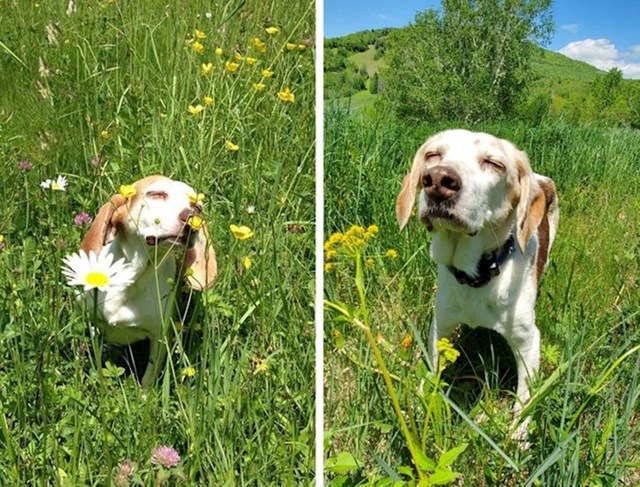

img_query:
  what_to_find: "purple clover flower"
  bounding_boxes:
[150,445,181,468]
[74,211,93,227]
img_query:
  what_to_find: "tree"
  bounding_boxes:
[382,0,554,122]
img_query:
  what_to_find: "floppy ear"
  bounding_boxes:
[396,148,426,230]
[80,195,127,254]
[184,224,217,291]
[515,152,547,254]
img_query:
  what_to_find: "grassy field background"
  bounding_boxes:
[324,107,640,485]
[0,1,314,484]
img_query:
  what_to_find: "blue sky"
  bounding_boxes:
[324,0,640,78]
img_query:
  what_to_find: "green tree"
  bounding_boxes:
[382,0,554,122]
[592,67,623,112]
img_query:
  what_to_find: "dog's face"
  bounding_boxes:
[81,175,217,290]
[122,177,204,249]
[397,129,543,252]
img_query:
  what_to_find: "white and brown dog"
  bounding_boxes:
[396,129,558,435]
[81,175,217,386]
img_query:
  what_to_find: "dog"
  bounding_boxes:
[80,175,217,386]
[396,129,558,437]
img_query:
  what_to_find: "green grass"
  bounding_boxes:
[0,1,314,484]
[349,46,386,77]
[324,107,640,485]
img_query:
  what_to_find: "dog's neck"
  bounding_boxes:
[430,217,515,278]
[105,235,177,283]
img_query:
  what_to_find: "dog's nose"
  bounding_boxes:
[178,209,192,223]
[422,166,462,203]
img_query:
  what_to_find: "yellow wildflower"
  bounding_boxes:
[242,256,252,270]
[401,333,413,349]
[376,332,384,344]
[187,104,205,115]
[230,224,254,240]
[297,44,306,51]
[286,43,297,51]
[188,192,206,206]
[437,337,460,369]
[325,249,337,260]
[187,215,204,231]
[225,61,240,73]
[252,82,266,91]
[253,358,269,374]
[193,29,207,39]
[261,69,274,78]
[225,140,240,152]
[245,57,257,65]
[324,262,333,272]
[203,95,214,105]
[214,47,223,56]
[200,62,213,75]
[182,366,196,378]
[333,329,342,339]
[234,52,245,62]
[252,38,266,52]
[385,249,399,259]
[277,87,295,103]
[365,258,374,267]
[119,184,137,198]
[192,41,204,54]
[100,130,109,139]
[265,26,279,35]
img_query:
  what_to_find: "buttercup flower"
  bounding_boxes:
[192,41,204,54]
[385,248,399,259]
[187,215,204,231]
[214,47,223,56]
[41,175,68,191]
[230,224,254,240]
[324,262,333,272]
[225,61,240,73]
[188,192,205,206]
[252,37,266,52]
[234,52,245,61]
[150,446,181,468]
[62,248,135,292]
[401,333,413,349]
[193,29,206,39]
[200,62,213,75]
[297,44,306,50]
[265,26,279,35]
[225,140,240,151]
[252,82,266,91]
[245,56,257,65]
[181,366,196,378]
[242,256,252,269]
[365,257,374,267]
[277,87,295,103]
[286,43,297,51]
[203,95,214,105]
[74,211,93,227]
[188,104,205,115]
[119,184,137,198]
[261,69,274,78]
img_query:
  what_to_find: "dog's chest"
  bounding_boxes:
[97,260,175,344]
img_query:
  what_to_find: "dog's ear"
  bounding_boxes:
[396,148,426,230]
[184,224,217,291]
[81,195,128,254]
[515,151,546,254]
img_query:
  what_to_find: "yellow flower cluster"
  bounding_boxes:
[436,337,460,370]
[323,225,400,272]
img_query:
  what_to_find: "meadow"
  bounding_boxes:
[0,0,315,485]
[324,107,640,485]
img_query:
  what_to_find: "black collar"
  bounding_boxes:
[446,234,516,288]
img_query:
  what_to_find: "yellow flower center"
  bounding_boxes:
[85,271,109,288]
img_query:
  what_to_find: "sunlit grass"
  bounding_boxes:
[324,107,640,485]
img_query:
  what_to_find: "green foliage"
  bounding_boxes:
[325,28,394,52]
[382,0,554,122]
[0,0,314,484]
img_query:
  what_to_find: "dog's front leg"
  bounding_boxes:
[141,339,166,387]
[507,322,541,442]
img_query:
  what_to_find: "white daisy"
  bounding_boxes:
[62,248,135,291]
[41,175,68,191]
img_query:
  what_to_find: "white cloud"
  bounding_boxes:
[372,13,389,20]
[561,23,579,34]
[558,38,640,79]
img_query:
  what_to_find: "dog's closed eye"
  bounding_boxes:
[146,190,168,200]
